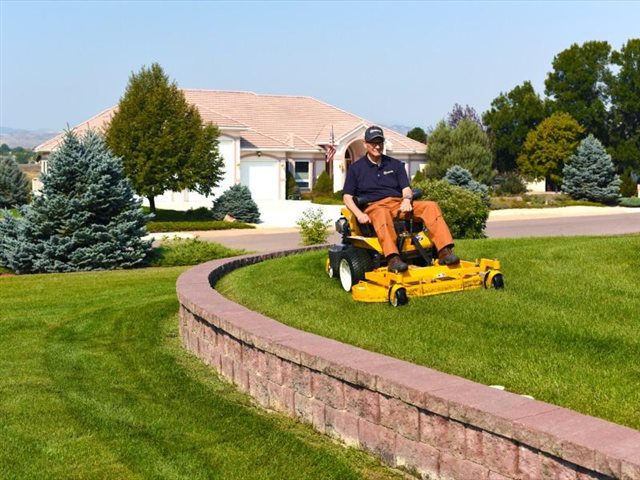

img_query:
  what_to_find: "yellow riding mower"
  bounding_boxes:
[325,194,504,306]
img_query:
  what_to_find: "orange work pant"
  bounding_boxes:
[364,197,454,257]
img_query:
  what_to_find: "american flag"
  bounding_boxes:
[326,126,335,164]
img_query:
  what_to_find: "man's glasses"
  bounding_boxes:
[367,141,384,147]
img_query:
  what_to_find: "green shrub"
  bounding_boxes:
[412,168,426,184]
[313,171,333,195]
[145,207,214,221]
[149,237,246,266]
[212,184,261,223]
[286,166,301,200]
[413,179,489,238]
[493,172,527,196]
[310,196,343,205]
[619,169,638,198]
[147,220,255,232]
[619,197,640,207]
[296,208,331,245]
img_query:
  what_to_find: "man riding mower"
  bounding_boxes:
[325,125,503,306]
[326,191,504,306]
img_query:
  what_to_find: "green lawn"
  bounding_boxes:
[217,235,640,430]
[0,268,402,480]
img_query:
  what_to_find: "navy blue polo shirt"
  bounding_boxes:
[343,154,410,202]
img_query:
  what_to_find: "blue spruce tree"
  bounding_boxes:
[212,184,261,223]
[0,130,152,273]
[561,134,621,204]
[0,156,30,208]
[444,165,490,206]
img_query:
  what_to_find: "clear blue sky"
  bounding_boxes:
[1,0,638,132]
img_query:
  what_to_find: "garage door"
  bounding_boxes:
[240,160,280,200]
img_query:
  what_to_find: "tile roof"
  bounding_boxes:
[36,90,426,154]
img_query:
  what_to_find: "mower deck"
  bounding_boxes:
[351,258,503,304]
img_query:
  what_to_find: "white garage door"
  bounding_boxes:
[240,160,280,200]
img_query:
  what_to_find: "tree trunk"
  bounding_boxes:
[148,196,156,214]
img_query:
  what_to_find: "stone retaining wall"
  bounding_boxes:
[176,248,640,480]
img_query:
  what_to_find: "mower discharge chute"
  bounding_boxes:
[326,195,504,306]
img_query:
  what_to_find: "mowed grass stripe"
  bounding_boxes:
[0,268,402,480]
[217,235,640,429]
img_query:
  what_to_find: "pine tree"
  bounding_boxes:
[0,130,152,273]
[211,184,261,223]
[561,134,621,204]
[425,119,493,184]
[0,156,30,208]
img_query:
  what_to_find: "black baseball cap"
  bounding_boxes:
[364,126,385,142]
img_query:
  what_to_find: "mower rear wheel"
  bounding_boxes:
[338,248,373,292]
[389,286,409,307]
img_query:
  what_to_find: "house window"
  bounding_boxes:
[294,161,309,189]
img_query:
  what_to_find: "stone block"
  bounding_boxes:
[220,355,234,381]
[248,373,269,408]
[290,363,312,397]
[233,361,249,392]
[265,353,284,385]
[312,372,345,409]
[395,434,439,478]
[420,411,449,449]
[358,419,396,466]
[465,425,485,465]
[518,444,542,480]
[344,382,380,423]
[482,430,518,477]
[325,405,359,447]
[447,419,467,458]
[267,381,294,416]
[439,452,489,480]
[540,454,579,480]
[379,394,419,441]
[293,392,325,432]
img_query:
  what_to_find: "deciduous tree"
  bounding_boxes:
[609,38,640,172]
[517,112,584,188]
[105,63,224,213]
[406,127,427,144]
[447,104,483,129]
[545,41,612,143]
[482,81,547,172]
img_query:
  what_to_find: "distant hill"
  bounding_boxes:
[381,124,417,136]
[0,127,60,149]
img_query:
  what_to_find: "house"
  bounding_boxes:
[35,90,427,209]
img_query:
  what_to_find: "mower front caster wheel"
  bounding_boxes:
[389,286,409,307]
[484,271,505,290]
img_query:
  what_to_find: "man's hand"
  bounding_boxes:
[357,212,372,224]
[400,197,413,213]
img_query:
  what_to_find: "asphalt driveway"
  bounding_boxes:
[154,206,640,253]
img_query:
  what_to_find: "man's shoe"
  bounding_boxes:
[387,254,408,273]
[438,247,460,266]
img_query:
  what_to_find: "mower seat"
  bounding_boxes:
[351,189,425,238]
